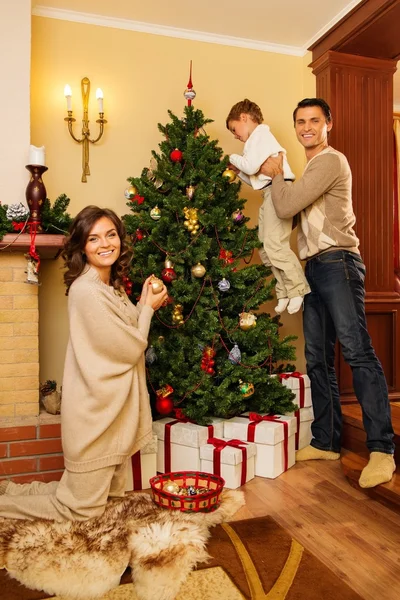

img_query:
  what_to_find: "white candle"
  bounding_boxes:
[96,88,104,113]
[64,84,72,111]
[28,145,46,166]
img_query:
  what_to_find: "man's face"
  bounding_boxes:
[294,106,332,151]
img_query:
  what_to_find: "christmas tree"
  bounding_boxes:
[123,75,297,425]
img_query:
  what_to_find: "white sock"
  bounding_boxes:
[287,296,304,314]
[275,298,289,314]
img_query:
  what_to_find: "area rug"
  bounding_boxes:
[1,514,363,600]
[0,489,244,600]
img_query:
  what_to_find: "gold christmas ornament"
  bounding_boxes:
[186,185,195,200]
[150,276,164,294]
[124,185,138,199]
[222,168,237,183]
[183,206,200,235]
[158,336,165,343]
[172,303,184,325]
[163,480,180,494]
[191,263,206,278]
[239,312,257,331]
[146,157,163,189]
[238,379,255,398]
[150,206,161,220]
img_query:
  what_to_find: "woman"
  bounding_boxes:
[0,206,167,521]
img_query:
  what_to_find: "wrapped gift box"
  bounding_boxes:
[153,417,225,473]
[290,406,314,451]
[126,433,157,491]
[278,372,312,409]
[223,414,296,479]
[200,438,256,489]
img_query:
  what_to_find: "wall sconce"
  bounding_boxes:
[64,77,107,183]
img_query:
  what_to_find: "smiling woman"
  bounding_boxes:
[0,206,168,522]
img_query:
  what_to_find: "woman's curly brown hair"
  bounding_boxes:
[62,205,132,295]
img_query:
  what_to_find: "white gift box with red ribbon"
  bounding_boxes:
[278,372,312,409]
[126,433,157,491]
[152,417,225,473]
[200,437,256,489]
[223,413,296,479]
[287,406,314,451]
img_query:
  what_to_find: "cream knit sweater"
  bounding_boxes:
[271,147,359,259]
[61,267,154,473]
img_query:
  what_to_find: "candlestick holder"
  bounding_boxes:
[25,164,48,230]
[64,77,107,183]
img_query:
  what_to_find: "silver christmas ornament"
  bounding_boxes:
[218,278,231,292]
[228,343,241,365]
[145,346,157,365]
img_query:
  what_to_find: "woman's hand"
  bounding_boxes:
[259,152,284,178]
[145,282,168,311]
[139,275,153,305]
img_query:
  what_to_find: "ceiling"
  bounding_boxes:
[32,0,400,107]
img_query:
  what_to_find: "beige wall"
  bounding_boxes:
[32,16,316,384]
[0,0,31,206]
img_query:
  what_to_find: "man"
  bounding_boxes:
[260,98,395,488]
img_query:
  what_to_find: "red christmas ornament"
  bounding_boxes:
[122,275,133,296]
[201,346,216,376]
[170,148,183,162]
[132,194,144,205]
[135,229,144,241]
[155,395,174,416]
[161,267,177,283]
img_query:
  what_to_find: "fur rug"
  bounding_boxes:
[0,490,244,600]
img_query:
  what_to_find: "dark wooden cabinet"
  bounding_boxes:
[309,1,400,402]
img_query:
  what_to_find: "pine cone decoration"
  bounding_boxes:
[6,202,29,222]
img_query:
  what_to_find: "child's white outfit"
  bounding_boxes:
[229,124,310,304]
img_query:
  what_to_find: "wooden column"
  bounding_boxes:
[310,50,400,400]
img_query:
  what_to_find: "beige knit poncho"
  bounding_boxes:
[61,267,154,473]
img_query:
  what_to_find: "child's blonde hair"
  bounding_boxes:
[226,99,263,129]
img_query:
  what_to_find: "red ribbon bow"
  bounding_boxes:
[207,438,248,486]
[279,372,305,406]
[246,413,289,472]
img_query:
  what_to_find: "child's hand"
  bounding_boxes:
[227,163,240,174]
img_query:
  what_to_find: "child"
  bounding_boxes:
[226,99,310,314]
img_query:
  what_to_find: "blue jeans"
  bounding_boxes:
[304,250,394,454]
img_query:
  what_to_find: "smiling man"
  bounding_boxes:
[260,98,395,489]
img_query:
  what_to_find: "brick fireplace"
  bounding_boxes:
[0,234,65,484]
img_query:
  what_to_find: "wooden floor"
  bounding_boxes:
[230,460,400,600]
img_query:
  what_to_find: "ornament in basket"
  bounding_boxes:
[150,471,225,513]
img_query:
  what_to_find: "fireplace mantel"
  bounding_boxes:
[0,234,65,259]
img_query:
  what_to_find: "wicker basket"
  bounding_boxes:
[150,471,225,513]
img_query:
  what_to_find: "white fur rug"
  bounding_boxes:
[0,490,244,600]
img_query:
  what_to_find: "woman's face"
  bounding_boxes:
[84,216,121,278]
